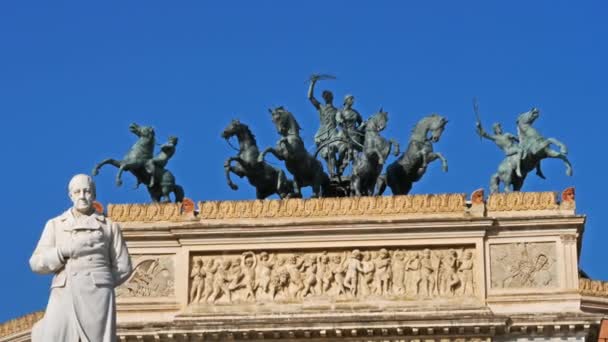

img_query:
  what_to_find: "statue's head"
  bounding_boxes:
[244,256,254,267]
[322,90,334,104]
[464,250,473,260]
[343,95,355,107]
[260,251,269,261]
[492,123,503,135]
[352,249,362,259]
[68,174,96,215]
[423,248,431,258]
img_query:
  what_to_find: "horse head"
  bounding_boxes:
[516,107,540,128]
[411,114,448,143]
[270,106,301,137]
[129,122,155,140]
[367,108,388,132]
[221,119,243,140]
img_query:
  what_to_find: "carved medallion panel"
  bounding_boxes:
[489,242,558,289]
[189,247,477,305]
[117,255,175,298]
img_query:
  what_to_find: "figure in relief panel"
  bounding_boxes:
[458,250,475,295]
[301,255,318,298]
[240,252,257,301]
[360,252,375,297]
[438,249,461,296]
[208,259,233,303]
[190,258,205,303]
[255,252,274,295]
[405,252,421,297]
[330,253,347,296]
[418,249,437,297]
[373,248,392,296]
[343,250,365,297]
[316,253,333,295]
[391,250,407,295]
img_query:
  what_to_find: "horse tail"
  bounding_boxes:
[173,185,185,203]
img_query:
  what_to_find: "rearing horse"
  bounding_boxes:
[258,107,329,198]
[222,119,295,199]
[92,123,155,187]
[491,108,572,193]
[380,114,449,195]
[351,109,400,196]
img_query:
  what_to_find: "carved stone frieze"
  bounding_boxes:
[490,242,557,289]
[0,311,43,338]
[487,192,559,212]
[189,247,477,305]
[117,256,175,298]
[108,203,184,222]
[198,194,466,220]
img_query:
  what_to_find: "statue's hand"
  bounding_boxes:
[257,154,265,163]
[229,182,239,190]
[116,179,123,187]
[442,162,449,172]
[91,168,99,176]
[58,243,73,259]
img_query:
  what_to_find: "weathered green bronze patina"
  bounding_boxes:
[379,114,449,195]
[92,123,184,202]
[478,107,572,193]
[222,119,296,199]
[351,109,399,196]
[258,107,330,198]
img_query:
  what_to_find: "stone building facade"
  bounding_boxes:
[2,189,607,341]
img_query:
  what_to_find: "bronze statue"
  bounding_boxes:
[221,119,296,199]
[92,123,184,202]
[481,107,572,193]
[379,114,448,195]
[258,107,329,198]
[351,109,399,196]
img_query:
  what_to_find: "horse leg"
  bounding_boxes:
[545,149,573,176]
[92,159,121,176]
[225,157,246,190]
[546,138,568,154]
[116,162,136,187]
[258,147,283,163]
[427,152,448,172]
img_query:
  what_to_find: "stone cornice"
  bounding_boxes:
[0,311,43,339]
[106,190,577,224]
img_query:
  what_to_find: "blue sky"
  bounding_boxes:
[0,1,606,321]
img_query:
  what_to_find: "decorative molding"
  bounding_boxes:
[108,203,184,222]
[0,311,43,338]
[189,246,477,305]
[117,256,175,298]
[198,194,466,220]
[487,192,559,212]
[580,278,608,298]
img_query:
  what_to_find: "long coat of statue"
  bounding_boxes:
[29,209,133,342]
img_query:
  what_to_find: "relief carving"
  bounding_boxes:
[117,256,175,298]
[189,247,477,305]
[490,242,557,289]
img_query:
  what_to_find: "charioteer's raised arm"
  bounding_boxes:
[308,76,321,109]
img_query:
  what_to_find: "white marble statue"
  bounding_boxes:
[29,174,133,342]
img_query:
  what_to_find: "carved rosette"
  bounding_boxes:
[117,255,175,298]
[197,194,466,220]
[188,246,477,306]
[489,242,558,289]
